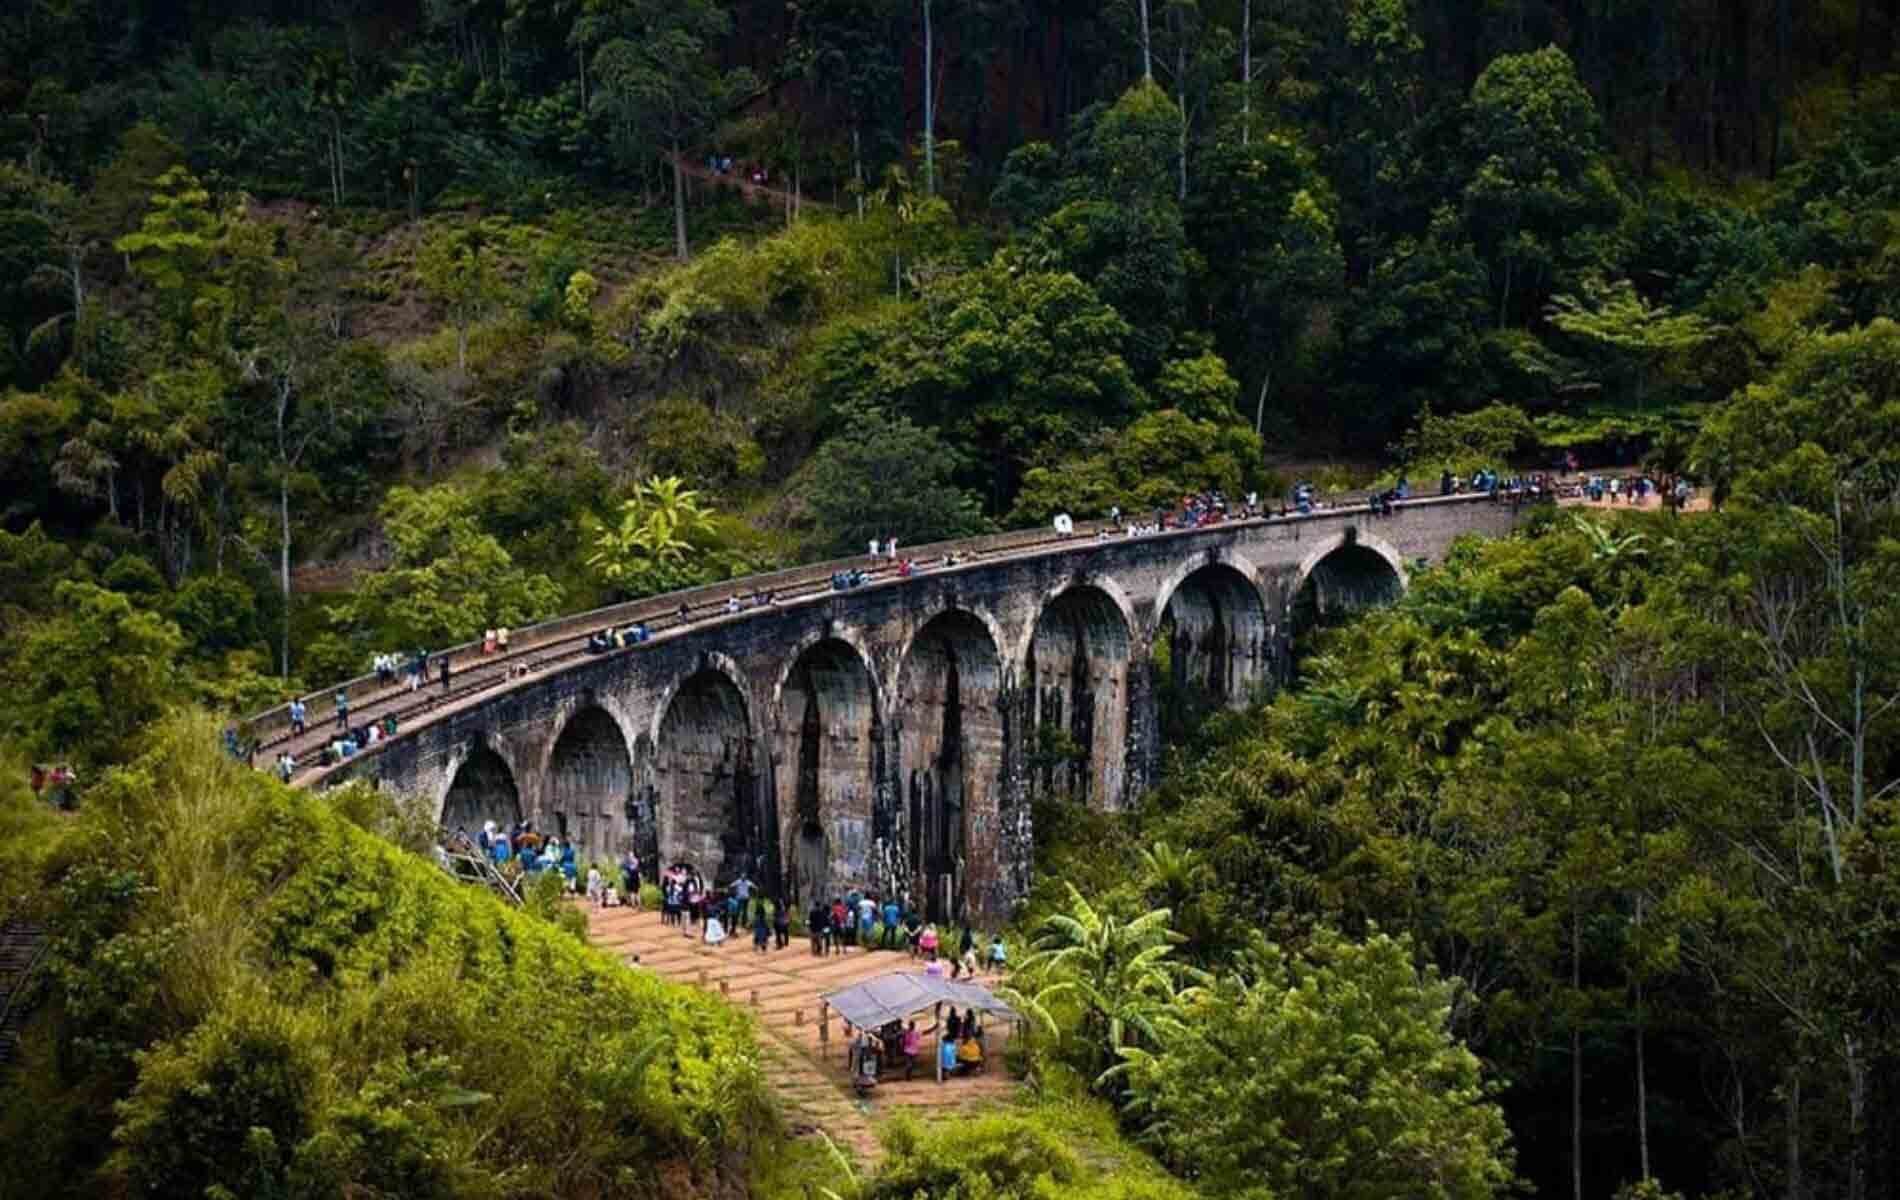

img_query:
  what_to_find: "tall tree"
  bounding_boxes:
[589,0,759,260]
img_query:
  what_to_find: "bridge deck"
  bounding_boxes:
[267,491,1525,790]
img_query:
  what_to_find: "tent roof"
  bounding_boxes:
[820,971,1017,1030]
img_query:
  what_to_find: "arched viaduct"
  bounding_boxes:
[283,495,1527,921]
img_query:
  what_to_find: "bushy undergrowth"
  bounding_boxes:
[0,713,774,1200]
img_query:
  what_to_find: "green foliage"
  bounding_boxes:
[1115,929,1515,1200]
[1011,408,1264,525]
[803,409,987,556]
[1005,883,1198,1087]
[1547,275,1716,409]
[806,263,1140,512]
[1392,403,1536,478]
[866,1112,1084,1199]
[111,998,324,1199]
[587,474,752,600]
[1,580,184,765]
[333,485,562,651]
[0,714,775,1199]
[1460,47,1624,327]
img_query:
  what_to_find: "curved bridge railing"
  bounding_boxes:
[253,489,1531,787]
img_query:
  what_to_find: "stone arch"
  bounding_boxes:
[654,663,764,888]
[1156,556,1275,714]
[773,636,882,909]
[894,608,1007,922]
[1023,580,1137,809]
[1290,528,1408,636]
[1293,528,1410,595]
[438,739,521,834]
[544,701,636,865]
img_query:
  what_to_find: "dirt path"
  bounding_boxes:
[585,905,1017,1165]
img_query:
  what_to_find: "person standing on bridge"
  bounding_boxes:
[497,626,509,652]
[333,688,349,731]
[289,697,306,735]
[439,655,451,693]
[773,899,790,949]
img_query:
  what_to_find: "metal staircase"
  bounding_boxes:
[0,919,47,1068]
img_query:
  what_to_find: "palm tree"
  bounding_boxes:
[586,475,725,597]
[1002,883,1204,1089]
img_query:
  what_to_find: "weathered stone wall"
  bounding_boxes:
[325,495,1526,920]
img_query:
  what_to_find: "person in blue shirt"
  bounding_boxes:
[559,840,577,882]
[938,1034,959,1080]
[882,899,902,949]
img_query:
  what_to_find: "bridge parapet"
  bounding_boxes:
[276,491,1533,920]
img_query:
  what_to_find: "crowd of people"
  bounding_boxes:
[849,1004,990,1093]
[470,819,582,886]
[1576,472,1695,509]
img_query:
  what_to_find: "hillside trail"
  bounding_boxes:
[673,155,825,215]
[584,904,1018,1166]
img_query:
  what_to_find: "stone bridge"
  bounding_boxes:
[291,495,1528,920]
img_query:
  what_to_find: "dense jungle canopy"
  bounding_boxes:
[3,1,1900,1198]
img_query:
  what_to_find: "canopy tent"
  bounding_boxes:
[819,971,1018,1085]
[820,971,1016,1030]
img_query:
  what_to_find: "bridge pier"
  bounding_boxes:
[313,498,1525,923]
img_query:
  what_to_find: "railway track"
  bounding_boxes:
[255,489,1528,788]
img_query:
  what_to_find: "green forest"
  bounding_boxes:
[3,0,1900,1197]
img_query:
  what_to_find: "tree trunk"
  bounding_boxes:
[280,473,292,677]
[672,144,689,261]
[456,322,469,373]
[853,124,865,219]
[1139,0,1153,79]
[1635,973,1650,1180]
[68,242,84,314]
[1786,1069,1802,1200]
[923,0,936,196]
[1241,0,1252,146]
[1175,8,1188,202]
[1846,1033,1866,1200]
[1572,911,1584,1200]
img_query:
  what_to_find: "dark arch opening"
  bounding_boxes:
[1290,540,1404,648]
[898,611,1004,922]
[1158,562,1273,739]
[777,639,879,910]
[657,670,762,890]
[441,744,519,834]
[1026,586,1133,808]
[547,707,632,866]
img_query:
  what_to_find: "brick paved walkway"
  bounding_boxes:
[585,905,1019,1163]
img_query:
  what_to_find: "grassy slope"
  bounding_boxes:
[0,714,777,1199]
